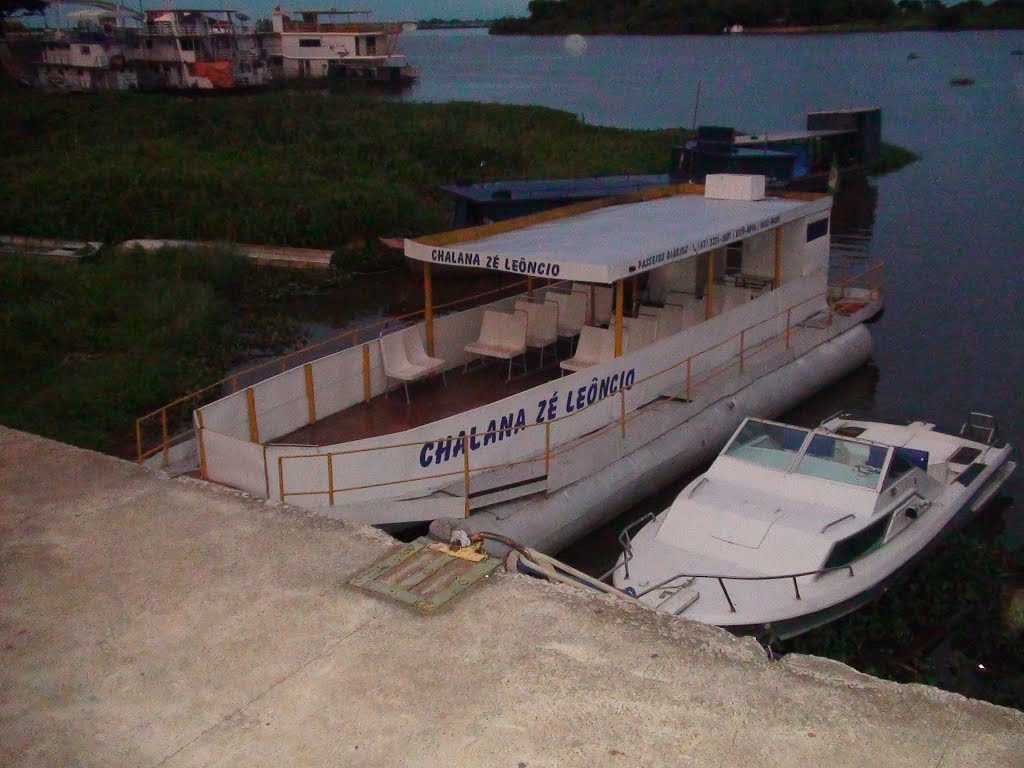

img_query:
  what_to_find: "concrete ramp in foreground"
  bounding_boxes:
[1,426,1020,768]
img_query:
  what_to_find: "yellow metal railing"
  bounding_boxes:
[135,277,540,464]
[274,263,883,508]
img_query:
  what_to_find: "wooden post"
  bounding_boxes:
[327,453,335,506]
[230,375,238,393]
[704,250,715,320]
[423,262,435,357]
[197,410,208,480]
[246,388,260,443]
[304,363,316,425]
[614,280,624,357]
[527,276,534,297]
[774,228,782,288]
[278,456,285,502]
[462,434,471,518]
[362,344,371,403]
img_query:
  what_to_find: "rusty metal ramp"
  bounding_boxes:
[348,537,501,611]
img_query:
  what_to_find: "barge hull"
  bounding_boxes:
[430,324,873,554]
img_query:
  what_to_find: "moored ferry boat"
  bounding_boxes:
[140,174,884,552]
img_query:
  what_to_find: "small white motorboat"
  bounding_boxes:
[611,412,1016,640]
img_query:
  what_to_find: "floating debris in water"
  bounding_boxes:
[907,52,920,60]
[950,76,976,86]
[1012,49,1023,56]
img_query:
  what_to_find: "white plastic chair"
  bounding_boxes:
[560,326,625,374]
[403,328,447,388]
[546,292,586,348]
[573,282,614,325]
[623,316,657,350]
[515,298,559,368]
[464,309,528,382]
[656,305,686,338]
[379,330,429,404]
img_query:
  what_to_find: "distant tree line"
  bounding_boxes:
[490,0,1024,34]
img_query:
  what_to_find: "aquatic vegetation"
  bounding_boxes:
[0,245,346,454]
[0,90,690,268]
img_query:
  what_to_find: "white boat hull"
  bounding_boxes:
[613,414,1016,640]
[432,323,874,553]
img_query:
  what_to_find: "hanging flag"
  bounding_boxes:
[827,156,840,194]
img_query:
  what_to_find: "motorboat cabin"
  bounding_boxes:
[611,414,1016,639]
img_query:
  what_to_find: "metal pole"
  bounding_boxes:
[304,363,316,424]
[327,454,335,505]
[774,228,782,288]
[614,280,624,357]
[462,434,471,517]
[423,262,435,357]
[197,410,208,480]
[246,388,260,443]
[544,421,551,476]
[704,250,715,320]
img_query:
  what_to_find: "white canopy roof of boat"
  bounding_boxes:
[404,187,830,284]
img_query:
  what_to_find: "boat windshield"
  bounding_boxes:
[723,420,809,470]
[794,434,889,489]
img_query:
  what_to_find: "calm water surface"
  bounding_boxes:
[306,30,1024,697]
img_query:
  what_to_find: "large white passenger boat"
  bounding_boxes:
[611,413,1016,640]
[141,175,883,551]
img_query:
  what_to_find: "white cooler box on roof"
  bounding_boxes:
[705,174,766,202]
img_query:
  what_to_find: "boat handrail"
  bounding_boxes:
[635,564,856,614]
[819,513,855,534]
[134,276,543,463]
[268,262,885,507]
[599,512,656,582]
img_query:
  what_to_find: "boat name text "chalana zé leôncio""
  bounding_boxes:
[430,248,561,277]
[418,368,636,468]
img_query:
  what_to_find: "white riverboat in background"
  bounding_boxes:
[611,412,1016,640]
[141,174,884,553]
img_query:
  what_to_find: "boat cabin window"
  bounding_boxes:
[881,450,917,491]
[723,420,809,470]
[794,435,888,489]
[823,512,892,569]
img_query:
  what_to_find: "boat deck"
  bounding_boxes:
[272,354,566,447]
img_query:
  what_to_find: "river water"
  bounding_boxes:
[336,29,1024,700]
